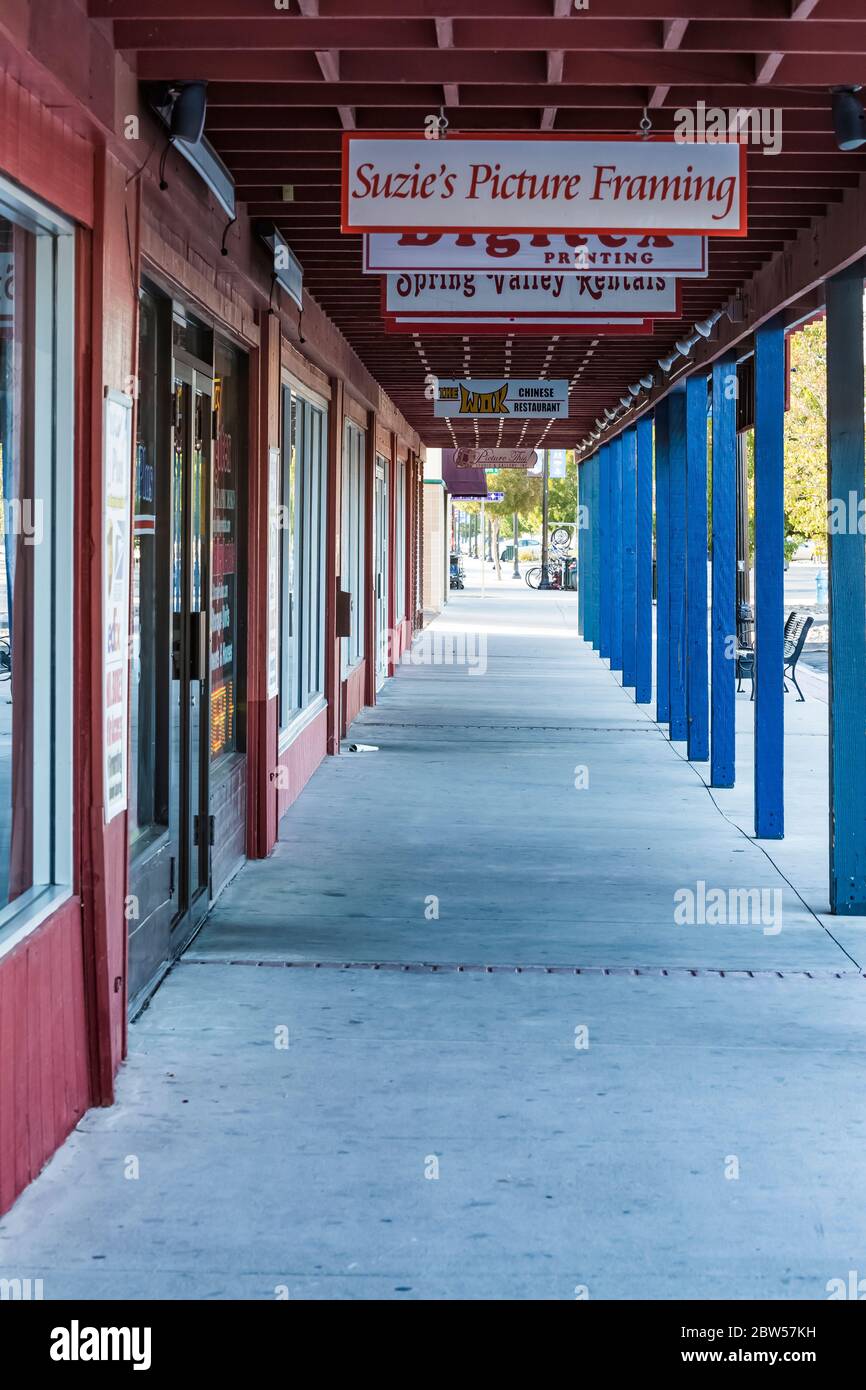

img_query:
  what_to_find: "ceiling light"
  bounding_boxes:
[620,396,632,410]
[640,374,655,390]
[832,87,866,151]
[658,353,679,374]
[628,382,642,397]
[695,311,723,338]
[675,334,700,357]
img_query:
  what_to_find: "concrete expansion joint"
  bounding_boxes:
[178,958,866,981]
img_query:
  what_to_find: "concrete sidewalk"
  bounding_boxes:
[2,583,865,1300]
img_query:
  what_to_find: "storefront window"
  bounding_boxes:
[280,384,328,729]
[130,289,169,846]
[341,422,366,676]
[211,339,247,764]
[0,181,74,937]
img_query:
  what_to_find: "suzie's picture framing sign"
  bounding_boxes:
[343,132,747,236]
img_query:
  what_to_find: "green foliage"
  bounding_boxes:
[784,319,828,560]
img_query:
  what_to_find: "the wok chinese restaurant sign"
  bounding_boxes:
[435,379,568,419]
[342,133,746,236]
[364,232,707,276]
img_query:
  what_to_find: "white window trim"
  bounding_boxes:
[0,176,75,956]
[278,692,327,756]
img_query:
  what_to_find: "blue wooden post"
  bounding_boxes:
[577,461,586,637]
[598,443,611,659]
[635,415,654,704]
[754,317,785,839]
[711,353,737,787]
[668,385,688,740]
[586,453,597,649]
[609,435,623,672]
[826,264,866,910]
[655,398,671,724]
[685,374,709,761]
[621,427,637,689]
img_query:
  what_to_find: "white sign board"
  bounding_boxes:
[343,133,746,235]
[103,390,133,824]
[364,232,707,277]
[548,449,568,478]
[435,379,568,419]
[385,272,680,318]
[267,447,280,699]
[386,314,654,336]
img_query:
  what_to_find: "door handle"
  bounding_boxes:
[189,610,208,681]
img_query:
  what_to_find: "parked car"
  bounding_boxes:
[499,535,541,562]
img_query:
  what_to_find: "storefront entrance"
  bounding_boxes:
[128,290,247,1008]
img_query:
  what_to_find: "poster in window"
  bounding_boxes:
[103,389,134,823]
[267,446,280,699]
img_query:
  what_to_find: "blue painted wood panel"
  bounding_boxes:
[635,415,654,704]
[710,354,737,788]
[668,385,688,741]
[598,443,611,659]
[655,399,671,725]
[685,374,709,761]
[754,318,785,839]
[621,428,637,689]
[609,435,624,672]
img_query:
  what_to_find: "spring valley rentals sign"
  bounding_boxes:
[342,133,746,236]
[435,379,568,419]
[384,272,680,319]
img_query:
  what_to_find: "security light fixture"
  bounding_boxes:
[147,81,236,219]
[628,382,642,397]
[675,333,700,357]
[832,87,866,151]
[695,311,723,338]
[604,407,617,421]
[658,353,679,374]
[640,374,655,391]
[620,396,632,410]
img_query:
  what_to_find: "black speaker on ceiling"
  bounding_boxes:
[169,81,208,146]
[831,88,866,152]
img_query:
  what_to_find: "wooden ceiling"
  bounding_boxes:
[90,0,866,448]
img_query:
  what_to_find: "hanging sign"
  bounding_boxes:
[434,378,568,419]
[103,389,134,824]
[342,133,746,235]
[384,272,680,318]
[454,448,538,470]
[364,232,707,277]
[386,315,655,336]
[548,449,568,478]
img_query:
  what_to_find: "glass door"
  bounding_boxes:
[375,457,389,690]
[170,363,212,940]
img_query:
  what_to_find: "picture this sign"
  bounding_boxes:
[103,390,134,824]
[435,378,568,419]
[342,133,747,236]
[454,447,538,470]
[364,232,708,277]
[385,271,680,319]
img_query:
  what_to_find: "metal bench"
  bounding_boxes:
[736,605,813,701]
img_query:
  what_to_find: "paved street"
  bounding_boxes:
[2,583,864,1300]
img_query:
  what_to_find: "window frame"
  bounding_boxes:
[0,175,75,962]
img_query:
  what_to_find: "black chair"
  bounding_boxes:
[783,611,813,702]
[735,602,755,694]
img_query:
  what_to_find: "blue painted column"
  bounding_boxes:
[621,427,637,689]
[826,263,866,911]
[655,398,671,724]
[668,385,688,741]
[609,434,624,672]
[711,353,737,787]
[577,461,586,637]
[635,415,654,704]
[590,452,601,650]
[598,443,611,659]
[754,317,785,839]
[685,374,709,761]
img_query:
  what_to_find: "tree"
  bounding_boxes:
[784,319,828,560]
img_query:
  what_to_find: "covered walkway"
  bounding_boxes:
[3,584,865,1300]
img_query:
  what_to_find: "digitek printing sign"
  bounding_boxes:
[364,232,707,276]
[342,133,746,235]
[435,379,568,419]
[384,272,681,319]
